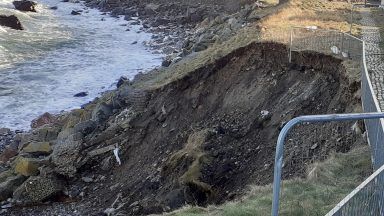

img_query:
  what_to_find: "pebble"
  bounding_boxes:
[81,177,93,183]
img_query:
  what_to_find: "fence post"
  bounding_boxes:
[350,5,355,34]
[289,29,293,63]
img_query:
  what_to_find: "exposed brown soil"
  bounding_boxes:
[4,42,362,216]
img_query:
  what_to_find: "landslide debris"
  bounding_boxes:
[0,42,362,215]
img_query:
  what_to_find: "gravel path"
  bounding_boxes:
[360,9,384,110]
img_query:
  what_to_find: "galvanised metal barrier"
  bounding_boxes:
[272,113,384,216]
[271,27,384,215]
[325,162,384,216]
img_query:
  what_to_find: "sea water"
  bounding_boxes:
[0,0,163,130]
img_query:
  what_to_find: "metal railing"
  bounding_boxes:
[271,27,384,215]
[325,162,384,216]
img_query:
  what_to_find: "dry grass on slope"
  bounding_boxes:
[260,0,361,40]
[134,0,361,91]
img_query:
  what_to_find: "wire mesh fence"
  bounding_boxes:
[271,27,384,215]
[326,163,384,216]
[290,27,363,61]
[278,120,362,214]
[282,121,360,180]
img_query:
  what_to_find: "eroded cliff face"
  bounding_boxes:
[1,42,362,215]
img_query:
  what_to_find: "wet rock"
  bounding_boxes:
[71,10,82,15]
[0,148,18,163]
[144,3,160,15]
[13,176,64,203]
[74,120,96,135]
[13,1,37,12]
[152,17,170,27]
[0,128,10,136]
[74,91,88,97]
[0,175,26,201]
[162,59,172,67]
[0,169,14,183]
[52,129,83,177]
[31,112,58,128]
[131,20,140,25]
[22,142,52,155]
[171,57,182,64]
[0,15,24,30]
[92,103,113,123]
[186,7,205,23]
[192,42,208,52]
[117,76,129,88]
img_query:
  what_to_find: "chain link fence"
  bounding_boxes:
[271,27,384,215]
[289,27,384,170]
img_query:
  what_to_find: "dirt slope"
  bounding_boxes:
[4,42,361,216]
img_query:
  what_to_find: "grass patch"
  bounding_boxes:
[134,0,361,91]
[158,145,372,216]
[260,0,362,40]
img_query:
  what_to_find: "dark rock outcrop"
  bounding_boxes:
[0,15,23,30]
[74,91,88,97]
[13,176,64,204]
[71,10,82,15]
[0,174,26,201]
[31,112,58,128]
[13,0,37,12]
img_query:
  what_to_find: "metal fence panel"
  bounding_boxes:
[271,27,384,215]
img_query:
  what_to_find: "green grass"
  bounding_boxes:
[159,145,372,216]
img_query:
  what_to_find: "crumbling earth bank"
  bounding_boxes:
[2,42,361,215]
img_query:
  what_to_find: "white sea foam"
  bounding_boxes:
[0,0,163,130]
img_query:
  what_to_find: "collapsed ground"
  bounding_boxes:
[0,42,363,216]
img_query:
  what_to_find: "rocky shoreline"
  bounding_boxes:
[84,0,270,66]
[0,40,363,215]
[0,0,276,71]
[1,1,363,216]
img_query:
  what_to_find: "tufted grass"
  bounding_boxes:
[156,145,372,216]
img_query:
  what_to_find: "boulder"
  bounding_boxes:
[22,142,52,155]
[13,157,41,176]
[51,129,83,177]
[0,15,24,30]
[71,10,81,15]
[13,176,64,203]
[0,147,18,163]
[91,103,113,123]
[144,3,160,15]
[73,120,96,135]
[0,169,14,183]
[0,175,26,201]
[116,76,128,88]
[0,128,10,136]
[74,91,88,97]
[13,1,37,12]
[31,112,57,128]
[35,126,61,141]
